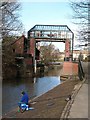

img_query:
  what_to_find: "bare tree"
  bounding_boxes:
[1,1,23,79]
[70,0,89,43]
[40,42,61,65]
[0,0,23,39]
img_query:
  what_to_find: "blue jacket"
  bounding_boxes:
[20,93,29,104]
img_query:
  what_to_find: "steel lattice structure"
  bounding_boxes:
[28,24,74,42]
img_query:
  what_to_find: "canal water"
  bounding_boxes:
[2,65,62,115]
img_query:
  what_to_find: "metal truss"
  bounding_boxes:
[28,24,74,42]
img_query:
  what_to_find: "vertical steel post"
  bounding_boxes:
[33,40,37,74]
[72,33,74,61]
[33,29,37,74]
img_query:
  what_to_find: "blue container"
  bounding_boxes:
[21,104,28,110]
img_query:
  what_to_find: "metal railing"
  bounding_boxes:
[78,59,85,80]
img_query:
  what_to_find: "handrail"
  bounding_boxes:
[78,59,85,80]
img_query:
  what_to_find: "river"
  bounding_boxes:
[2,65,63,115]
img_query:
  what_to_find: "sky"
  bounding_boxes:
[20,1,79,51]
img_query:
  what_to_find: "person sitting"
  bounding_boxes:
[18,91,30,111]
[20,91,29,104]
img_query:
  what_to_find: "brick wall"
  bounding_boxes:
[14,36,24,54]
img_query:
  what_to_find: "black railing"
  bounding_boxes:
[78,59,85,80]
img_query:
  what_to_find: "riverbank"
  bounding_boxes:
[2,77,80,119]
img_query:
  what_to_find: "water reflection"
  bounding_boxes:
[34,76,60,97]
[33,77,37,84]
[2,66,62,115]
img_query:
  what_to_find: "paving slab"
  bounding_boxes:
[68,84,88,118]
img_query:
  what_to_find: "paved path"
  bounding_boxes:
[68,83,88,118]
[60,61,89,119]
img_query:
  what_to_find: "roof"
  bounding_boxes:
[2,35,26,47]
[28,24,73,33]
[11,35,26,45]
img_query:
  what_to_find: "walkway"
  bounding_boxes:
[68,62,89,118]
[68,83,88,118]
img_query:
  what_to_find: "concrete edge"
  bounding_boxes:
[60,78,85,119]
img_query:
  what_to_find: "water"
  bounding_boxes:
[2,66,62,115]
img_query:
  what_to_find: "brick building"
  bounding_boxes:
[11,35,40,66]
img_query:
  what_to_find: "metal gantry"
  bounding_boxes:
[28,24,73,42]
[28,25,74,74]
